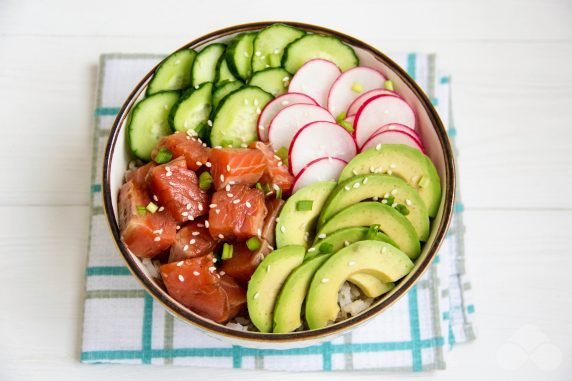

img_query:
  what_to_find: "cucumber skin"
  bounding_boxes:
[191,44,226,88]
[225,32,257,81]
[127,90,180,161]
[168,82,213,140]
[281,34,359,74]
[146,49,197,96]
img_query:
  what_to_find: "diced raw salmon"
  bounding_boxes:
[118,180,177,258]
[152,132,210,171]
[169,222,218,263]
[160,254,245,322]
[147,157,208,223]
[208,184,267,240]
[209,148,266,190]
[250,141,294,193]
[221,243,266,286]
[125,162,155,188]
[261,198,284,247]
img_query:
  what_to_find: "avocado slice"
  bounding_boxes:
[338,145,441,217]
[319,174,430,241]
[305,226,397,261]
[305,240,414,329]
[273,254,330,333]
[347,273,395,298]
[317,202,421,259]
[247,245,305,333]
[275,181,336,248]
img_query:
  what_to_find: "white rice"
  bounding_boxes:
[141,258,160,279]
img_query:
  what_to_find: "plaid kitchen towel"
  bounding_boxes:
[81,52,475,371]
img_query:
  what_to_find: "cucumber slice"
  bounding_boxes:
[225,32,256,81]
[147,49,196,95]
[212,80,243,109]
[252,24,305,73]
[169,82,213,139]
[282,34,358,73]
[127,91,180,161]
[216,58,238,85]
[248,67,291,97]
[191,44,226,87]
[210,86,273,147]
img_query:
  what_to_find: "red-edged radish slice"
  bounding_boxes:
[288,121,357,175]
[268,104,335,150]
[326,67,386,117]
[288,59,341,107]
[372,123,424,148]
[361,130,424,153]
[354,95,416,148]
[292,157,347,192]
[257,92,317,141]
[347,88,398,116]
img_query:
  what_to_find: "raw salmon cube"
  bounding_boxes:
[151,132,210,171]
[250,141,294,193]
[169,222,218,263]
[209,148,266,190]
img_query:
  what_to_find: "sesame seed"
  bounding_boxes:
[318,233,326,239]
[344,185,351,191]
[348,261,356,266]
[178,274,185,282]
[169,181,176,186]
[308,247,316,252]
[376,144,382,150]
[266,265,271,272]
[275,217,280,222]
[209,266,216,272]
[227,193,234,198]
[280,225,286,233]
[243,52,249,58]
[177,261,184,267]
[192,231,200,236]
[218,234,224,239]
[153,228,163,234]
[272,184,280,191]
[205,162,212,168]
[158,206,165,212]
[195,85,199,89]
[186,203,191,210]
[372,196,379,201]
[165,171,172,177]
[344,240,350,247]
[153,195,158,202]
[154,236,161,242]
[254,98,259,106]
[390,163,397,169]
[198,204,203,211]
[321,278,329,283]
[228,181,236,185]
[212,258,217,263]
[220,271,226,276]
[274,48,280,54]
[193,271,200,276]
[225,164,231,172]
[384,193,390,198]
[363,177,368,184]
[281,100,289,106]
[232,199,240,204]
[260,55,266,60]
[392,203,398,207]
[387,170,393,175]
[220,174,225,182]
[256,107,261,115]
[196,161,202,167]
[215,209,220,214]
[188,216,194,221]
[176,225,181,230]
[259,124,265,130]
[190,239,196,244]
[243,99,249,105]
[183,245,189,251]
[197,223,204,228]
[406,199,412,206]
[245,201,251,208]
[255,51,261,56]
[391,189,398,195]
[353,182,361,189]
[273,154,281,161]
[225,184,231,192]
[411,175,419,183]
[282,76,289,82]
[382,200,388,204]
[207,120,213,127]
[352,169,358,175]
[204,220,210,228]
[181,211,189,217]
[254,292,260,299]
[257,228,262,237]
[214,146,222,149]
[210,204,217,208]
[382,247,387,254]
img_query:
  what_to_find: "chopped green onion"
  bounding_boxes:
[351,82,364,93]
[384,80,394,91]
[318,242,334,254]
[275,146,288,166]
[221,243,234,260]
[384,195,395,205]
[366,224,381,240]
[296,200,314,211]
[395,204,410,215]
[417,176,430,188]
[256,182,263,191]
[339,120,354,133]
[246,237,261,251]
[336,111,347,123]
[146,202,159,214]
[199,172,213,190]
[136,205,147,216]
[154,147,172,164]
[194,122,208,140]
[275,187,283,200]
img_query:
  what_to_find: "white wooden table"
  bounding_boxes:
[1,0,571,379]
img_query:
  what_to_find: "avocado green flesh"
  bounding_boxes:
[319,174,430,241]
[317,202,421,259]
[338,145,441,217]
[275,181,336,249]
[347,273,395,298]
[247,245,305,333]
[273,255,329,333]
[305,241,414,330]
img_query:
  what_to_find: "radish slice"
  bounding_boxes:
[257,93,317,141]
[268,104,335,150]
[347,88,399,116]
[327,67,386,117]
[288,121,357,175]
[292,157,347,192]
[354,95,416,148]
[288,59,341,107]
[371,123,424,148]
[361,130,424,153]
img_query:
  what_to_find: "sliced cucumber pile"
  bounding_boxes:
[282,34,359,73]
[252,24,305,72]
[248,67,291,97]
[128,91,180,161]
[169,82,213,139]
[225,32,256,81]
[191,44,226,87]
[210,86,273,147]
[147,49,196,95]
[212,80,243,109]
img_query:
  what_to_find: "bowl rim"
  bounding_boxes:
[102,21,456,343]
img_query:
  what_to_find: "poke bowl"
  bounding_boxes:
[103,21,455,349]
